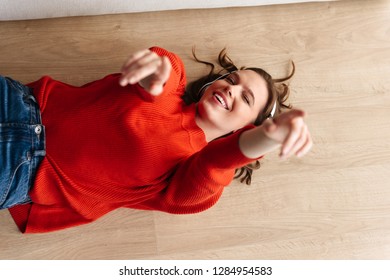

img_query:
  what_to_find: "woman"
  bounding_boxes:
[1,47,312,233]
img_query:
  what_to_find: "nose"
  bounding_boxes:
[226,84,237,98]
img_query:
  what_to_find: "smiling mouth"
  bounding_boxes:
[213,93,229,110]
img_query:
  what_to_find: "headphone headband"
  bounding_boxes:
[269,99,277,118]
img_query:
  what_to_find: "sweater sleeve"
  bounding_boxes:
[130,46,186,102]
[132,126,262,214]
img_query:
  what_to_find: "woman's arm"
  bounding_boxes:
[239,109,312,159]
[131,127,258,214]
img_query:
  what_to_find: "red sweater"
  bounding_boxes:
[9,47,257,233]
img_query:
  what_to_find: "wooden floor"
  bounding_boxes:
[1,0,390,260]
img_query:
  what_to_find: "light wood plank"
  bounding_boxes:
[1,0,389,259]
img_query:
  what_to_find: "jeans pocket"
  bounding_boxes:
[0,125,33,209]
[0,155,32,209]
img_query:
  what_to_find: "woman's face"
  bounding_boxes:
[196,70,269,136]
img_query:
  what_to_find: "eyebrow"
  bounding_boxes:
[233,72,255,106]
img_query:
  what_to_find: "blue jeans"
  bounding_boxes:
[0,76,46,209]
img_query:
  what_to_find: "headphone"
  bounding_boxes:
[198,71,277,119]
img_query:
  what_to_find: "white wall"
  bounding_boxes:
[0,0,336,21]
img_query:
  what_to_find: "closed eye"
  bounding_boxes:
[226,74,252,106]
[225,76,236,85]
[232,72,255,107]
[243,94,250,105]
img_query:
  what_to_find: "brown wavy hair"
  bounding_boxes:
[183,47,295,185]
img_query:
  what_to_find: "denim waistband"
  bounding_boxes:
[26,88,46,158]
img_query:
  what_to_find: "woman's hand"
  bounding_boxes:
[119,49,172,96]
[262,109,312,159]
[239,109,312,159]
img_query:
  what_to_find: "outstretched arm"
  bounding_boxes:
[239,109,313,159]
[131,127,258,214]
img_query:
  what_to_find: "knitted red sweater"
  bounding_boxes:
[9,47,257,233]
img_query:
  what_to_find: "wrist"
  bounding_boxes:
[238,126,281,159]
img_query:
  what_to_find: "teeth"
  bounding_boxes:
[215,93,228,109]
